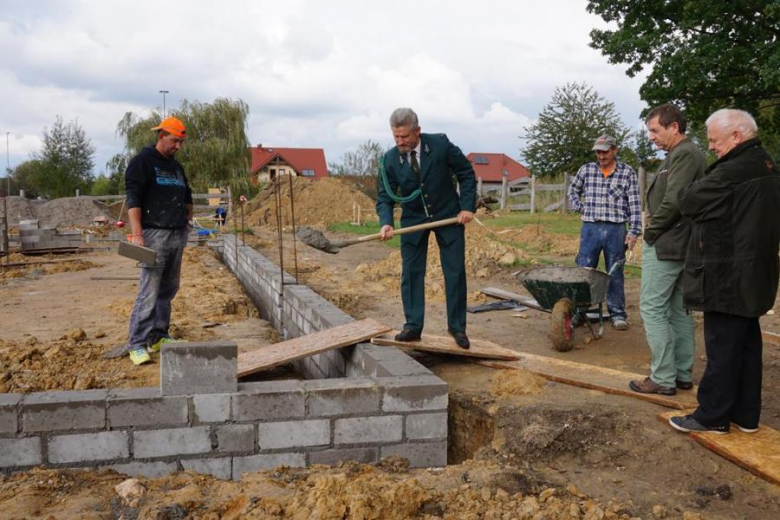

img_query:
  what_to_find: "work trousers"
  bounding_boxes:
[575,222,627,319]
[693,312,763,429]
[639,243,695,387]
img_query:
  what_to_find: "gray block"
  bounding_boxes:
[49,431,129,464]
[376,357,432,377]
[0,437,42,467]
[216,424,255,453]
[232,381,305,421]
[334,416,403,445]
[304,378,380,417]
[161,341,237,395]
[193,394,231,423]
[110,461,178,478]
[0,394,22,434]
[382,376,448,413]
[108,388,188,428]
[181,457,232,480]
[232,453,305,480]
[406,413,448,440]
[22,389,107,432]
[309,447,378,466]
[381,441,447,468]
[133,427,211,459]
[257,420,330,450]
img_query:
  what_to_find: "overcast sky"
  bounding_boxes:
[0,0,648,176]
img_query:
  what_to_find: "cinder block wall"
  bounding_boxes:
[0,235,449,479]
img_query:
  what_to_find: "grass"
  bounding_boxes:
[482,211,582,236]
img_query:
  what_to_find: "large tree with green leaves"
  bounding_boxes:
[521,82,631,177]
[329,140,385,176]
[587,0,780,157]
[111,98,252,193]
[31,116,96,198]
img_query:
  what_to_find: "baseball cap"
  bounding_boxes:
[151,116,186,138]
[592,135,616,151]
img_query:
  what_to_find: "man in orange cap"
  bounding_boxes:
[124,116,193,365]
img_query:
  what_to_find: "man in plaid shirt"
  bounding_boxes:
[567,135,641,330]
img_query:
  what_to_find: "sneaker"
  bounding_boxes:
[611,318,629,331]
[148,336,179,353]
[732,422,759,434]
[669,414,729,435]
[128,346,152,365]
[629,377,676,396]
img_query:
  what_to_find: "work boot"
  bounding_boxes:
[395,329,421,342]
[676,379,694,390]
[449,330,470,349]
[629,377,676,396]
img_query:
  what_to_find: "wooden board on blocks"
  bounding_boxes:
[476,354,698,410]
[479,286,548,313]
[237,318,390,377]
[659,410,780,486]
[371,332,520,361]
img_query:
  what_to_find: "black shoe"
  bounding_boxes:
[676,379,694,390]
[395,329,421,342]
[669,414,729,435]
[449,330,470,349]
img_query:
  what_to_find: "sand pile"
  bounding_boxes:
[247,177,376,228]
[1,196,115,228]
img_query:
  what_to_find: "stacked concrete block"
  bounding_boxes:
[160,341,238,395]
[0,215,6,254]
[18,219,81,251]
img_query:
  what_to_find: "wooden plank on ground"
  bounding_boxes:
[90,275,138,281]
[659,410,780,486]
[479,286,549,313]
[237,318,390,377]
[371,332,520,361]
[763,330,780,345]
[476,353,698,409]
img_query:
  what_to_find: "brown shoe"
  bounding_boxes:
[629,377,676,396]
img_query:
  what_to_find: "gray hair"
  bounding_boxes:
[706,109,758,139]
[389,108,419,129]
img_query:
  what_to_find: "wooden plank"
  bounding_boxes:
[762,330,780,345]
[371,332,520,361]
[475,353,698,410]
[90,275,138,281]
[479,286,549,313]
[237,318,390,377]
[659,410,780,486]
[544,198,565,213]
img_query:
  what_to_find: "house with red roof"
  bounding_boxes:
[467,153,530,190]
[249,145,329,185]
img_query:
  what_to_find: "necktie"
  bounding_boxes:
[410,150,420,180]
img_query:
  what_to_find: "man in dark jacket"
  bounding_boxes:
[124,116,193,365]
[630,104,706,396]
[669,109,780,435]
[376,108,476,348]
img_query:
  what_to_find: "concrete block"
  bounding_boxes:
[381,376,448,413]
[216,424,255,453]
[0,393,22,434]
[257,419,330,450]
[193,394,231,423]
[381,441,447,468]
[0,437,42,467]
[309,447,378,466]
[21,389,107,432]
[232,381,305,421]
[108,388,188,428]
[304,378,380,417]
[110,461,178,478]
[49,431,129,464]
[334,416,402,445]
[133,427,211,459]
[376,357,432,377]
[161,341,237,395]
[181,457,232,480]
[406,413,448,440]
[232,453,305,480]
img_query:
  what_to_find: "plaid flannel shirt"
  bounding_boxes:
[567,161,642,237]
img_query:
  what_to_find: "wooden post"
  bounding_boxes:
[477,177,483,197]
[357,205,361,226]
[500,177,508,210]
[638,166,647,231]
[562,173,570,213]
[530,176,536,214]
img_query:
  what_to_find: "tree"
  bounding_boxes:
[521,83,631,177]
[9,160,45,198]
[587,0,780,158]
[329,140,385,176]
[29,117,96,198]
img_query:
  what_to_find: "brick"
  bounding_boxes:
[161,341,237,395]
[305,378,380,417]
[49,431,129,464]
[406,413,448,440]
[309,447,378,466]
[181,457,232,480]
[232,453,305,480]
[381,376,448,413]
[0,393,22,434]
[216,424,255,453]
[232,381,305,421]
[258,420,330,450]
[0,437,42,467]
[108,388,188,428]
[381,441,447,468]
[22,389,107,432]
[110,461,178,478]
[133,427,211,458]
[192,394,231,423]
[334,416,402,445]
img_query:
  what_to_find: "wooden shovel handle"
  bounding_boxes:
[355,217,461,243]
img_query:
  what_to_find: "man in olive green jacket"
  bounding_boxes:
[630,104,706,396]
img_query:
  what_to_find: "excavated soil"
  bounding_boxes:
[2,196,116,228]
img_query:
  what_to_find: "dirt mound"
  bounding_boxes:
[1,256,98,282]
[247,177,376,228]
[1,196,115,228]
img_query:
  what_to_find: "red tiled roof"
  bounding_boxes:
[249,147,329,178]
[467,153,530,182]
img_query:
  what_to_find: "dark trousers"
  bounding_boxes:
[693,312,763,429]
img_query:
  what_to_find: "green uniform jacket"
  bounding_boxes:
[644,138,706,260]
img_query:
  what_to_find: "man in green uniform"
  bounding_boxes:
[376,108,476,348]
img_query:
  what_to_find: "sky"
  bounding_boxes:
[0,0,648,177]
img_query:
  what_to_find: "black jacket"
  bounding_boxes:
[678,138,780,317]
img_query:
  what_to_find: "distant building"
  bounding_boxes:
[467,153,530,190]
[249,145,329,185]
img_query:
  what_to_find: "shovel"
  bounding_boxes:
[297,216,460,254]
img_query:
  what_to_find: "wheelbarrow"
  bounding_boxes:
[517,262,623,352]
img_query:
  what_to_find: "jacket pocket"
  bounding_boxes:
[683,264,705,305]
[655,219,691,260]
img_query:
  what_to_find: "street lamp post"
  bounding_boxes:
[5,132,9,196]
[159,90,169,117]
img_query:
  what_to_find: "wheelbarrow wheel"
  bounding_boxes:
[549,298,575,352]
